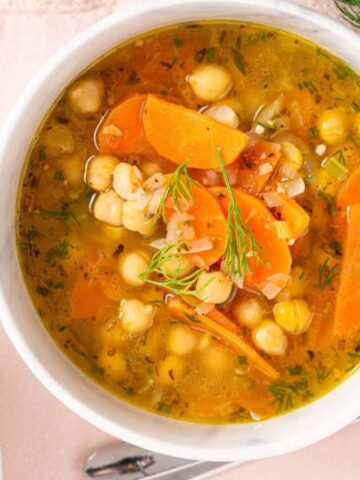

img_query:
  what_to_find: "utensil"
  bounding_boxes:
[83,442,237,480]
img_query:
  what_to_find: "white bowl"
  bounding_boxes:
[1,0,359,463]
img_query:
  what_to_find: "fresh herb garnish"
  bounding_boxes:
[269,380,309,413]
[139,242,206,305]
[216,148,266,281]
[235,35,242,50]
[237,355,248,365]
[316,363,332,383]
[317,190,337,218]
[206,47,216,61]
[352,100,360,112]
[157,401,171,413]
[308,126,319,137]
[231,48,246,75]
[333,63,351,80]
[53,170,65,181]
[125,70,140,85]
[46,239,70,262]
[297,80,318,93]
[156,160,198,219]
[288,366,302,376]
[173,38,183,47]
[39,206,80,227]
[92,365,104,376]
[319,258,340,289]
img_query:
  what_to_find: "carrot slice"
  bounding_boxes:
[70,273,109,319]
[237,140,281,195]
[334,205,360,337]
[209,187,292,289]
[98,94,149,156]
[166,182,227,267]
[142,94,248,169]
[274,194,310,238]
[167,297,279,379]
[337,165,360,208]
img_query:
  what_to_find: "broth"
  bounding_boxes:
[17,21,360,423]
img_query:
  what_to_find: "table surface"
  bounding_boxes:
[1,1,359,479]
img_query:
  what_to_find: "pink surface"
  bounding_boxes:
[0,1,359,479]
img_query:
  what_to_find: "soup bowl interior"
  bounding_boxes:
[0,0,360,462]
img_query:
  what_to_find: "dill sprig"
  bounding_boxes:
[156,161,198,219]
[215,148,266,281]
[319,258,340,289]
[139,242,206,305]
[269,380,309,413]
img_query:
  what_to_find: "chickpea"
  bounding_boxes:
[122,200,159,236]
[160,254,195,279]
[281,142,303,171]
[59,153,84,188]
[98,322,126,349]
[204,105,239,128]
[252,319,287,355]
[201,342,233,374]
[118,250,150,286]
[158,354,186,383]
[188,65,233,102]
[93,190,124,226]
[317,109,349,145]
[86,155,119,192]
[196,271,232,304]
[273,299,312,334]
[167,325,197,356]
[41,124,75,157]
[112,162,144,199]
[66,76,105,115]
[233,297,264,328]
[141,161,162,177]
[120,299,156,334]
[97,350,127,381]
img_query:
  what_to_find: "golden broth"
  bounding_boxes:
[17,21,360,423]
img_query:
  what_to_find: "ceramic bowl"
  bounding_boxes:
[1,0,359,462]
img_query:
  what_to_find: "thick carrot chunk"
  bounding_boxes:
[70,273,109,319]
[98,94,149,156]
[209,187,292,289]
[334,205,360,337]
[142,95,248,169]
[337,165,360,208]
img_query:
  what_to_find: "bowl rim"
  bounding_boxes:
[1,0,360,462]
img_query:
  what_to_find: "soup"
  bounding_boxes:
[17,22,360,423]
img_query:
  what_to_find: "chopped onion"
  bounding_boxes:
[262,273,290,299]
[285,177,305,198]
[192,255,207,268]
[258,162,274,176]
[195,302,215,315]
[254,94,284,124]
[149,238,168,249]
[166,212,195,243]
[226,163,239,186]
[202,169,221,186]
[279,162,297,180]
[262,282,282,300]
[263,192,283,208]
[181,237,213,254]
[267,273,291,287]
[233,275,244,289]
[143,172,167,190]
[147,188,164,216]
